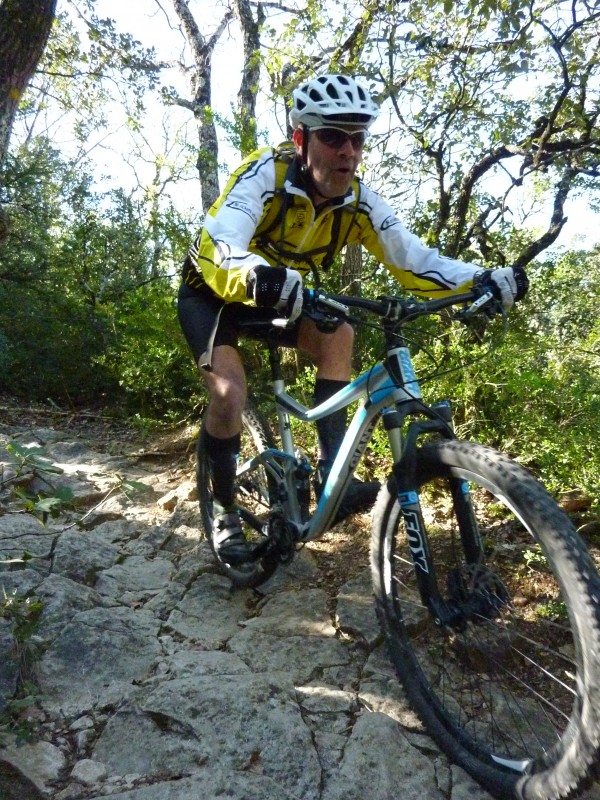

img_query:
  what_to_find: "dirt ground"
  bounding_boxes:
[2,394,598,599]
[0,396,376,600]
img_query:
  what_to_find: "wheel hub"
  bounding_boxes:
[447,563,511,623]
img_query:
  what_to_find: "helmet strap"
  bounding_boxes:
[298,125,318,196]
[300,124,310,165]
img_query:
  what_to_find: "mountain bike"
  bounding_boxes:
[196,286,600,800]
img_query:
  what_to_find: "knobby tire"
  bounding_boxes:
[371,439,600,800]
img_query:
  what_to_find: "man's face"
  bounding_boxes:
[293,126,365,201]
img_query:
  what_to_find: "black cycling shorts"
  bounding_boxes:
[177,282,300,368]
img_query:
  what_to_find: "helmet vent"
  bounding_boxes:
[290,74,379,131]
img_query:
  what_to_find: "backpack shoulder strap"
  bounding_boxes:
[257,144,296,236]
[320,179,361,271]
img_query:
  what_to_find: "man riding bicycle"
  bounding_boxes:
[177,73,528,562]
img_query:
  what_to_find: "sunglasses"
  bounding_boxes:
[312,128,367,150]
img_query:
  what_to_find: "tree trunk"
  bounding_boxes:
[341,243,365,371]
[340,242,363,295]
[235,0,264,156]
[169,0,232,212]
[0,0,57,168]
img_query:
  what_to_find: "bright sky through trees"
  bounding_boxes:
[37,0,600,254]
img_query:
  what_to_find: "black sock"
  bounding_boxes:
[314,378,349,471]
[200,428,240,508]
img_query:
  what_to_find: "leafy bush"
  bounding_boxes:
[97,282,201,418]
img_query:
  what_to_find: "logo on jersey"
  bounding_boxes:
[381,215,401,231]
[225,201,258,224]
[290,210,307,229]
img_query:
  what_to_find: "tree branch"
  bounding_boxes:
[513,166,576,269]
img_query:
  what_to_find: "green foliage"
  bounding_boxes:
[522,544,546,569]
[536,598,568,621]
[0,282,118,402]
[1,442,74,525]
[0,590,43,647]
[289,248,600,508]
[0,589,44,740]
[404,249,600,506]
[0,140,111,400]
[12,483,75,524]
[0,136,199,414]
[285,364,320,460]
[97,281,199,418]
[118,477,152,500]
[266,0,599,266]
[4,442,64,481]
[22,9,162,142]
[0,331,11,373]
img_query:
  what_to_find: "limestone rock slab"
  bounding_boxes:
[322,711,442,800]
[165,572,254,646]
[37,606,161,715]
[93,673,321,800]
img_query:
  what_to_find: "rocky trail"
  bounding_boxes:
[1,404,599,800]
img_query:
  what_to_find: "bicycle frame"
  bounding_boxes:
[235,289,492,616]
[243,332,452,542]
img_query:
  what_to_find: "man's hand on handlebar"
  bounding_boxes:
[246,265,303,322]
[247,265,526,330]
[303,285,507,326]
[475,266,529,311]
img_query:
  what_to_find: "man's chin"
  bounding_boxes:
[319,178,353,198]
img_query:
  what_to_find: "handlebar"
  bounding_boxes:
[302,285,501,325]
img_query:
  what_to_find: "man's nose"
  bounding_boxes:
[338,136,355,155]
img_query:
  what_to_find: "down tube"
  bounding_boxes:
[304,375,415,541]
[303,400,381,540]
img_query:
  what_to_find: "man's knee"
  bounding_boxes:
[332,321,354,350]
[317,321,353,364]
[205,372,246,411]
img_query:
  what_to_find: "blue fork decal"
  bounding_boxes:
[399,490,419,506]
[398,490,429,573]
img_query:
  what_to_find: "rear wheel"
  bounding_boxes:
[197,405,280,588]
[371,439,600,799]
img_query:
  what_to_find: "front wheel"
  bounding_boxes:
[197,405,280,588]
[371,439,600,799]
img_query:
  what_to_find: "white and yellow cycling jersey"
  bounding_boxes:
[182,142,481,302]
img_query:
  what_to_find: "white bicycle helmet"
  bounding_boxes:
[290,74,379,131]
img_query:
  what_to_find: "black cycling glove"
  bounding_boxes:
[246,265,303,321]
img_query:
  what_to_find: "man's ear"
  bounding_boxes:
[292,127,304,153]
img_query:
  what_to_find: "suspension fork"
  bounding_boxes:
[387,403,484,624]
[422,401,484,565]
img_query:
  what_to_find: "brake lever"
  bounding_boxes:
[273,289,350,330]
[318,295,351,316]
[454,290,500,323]
[299,289,351,332]
[466,290,495,317]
